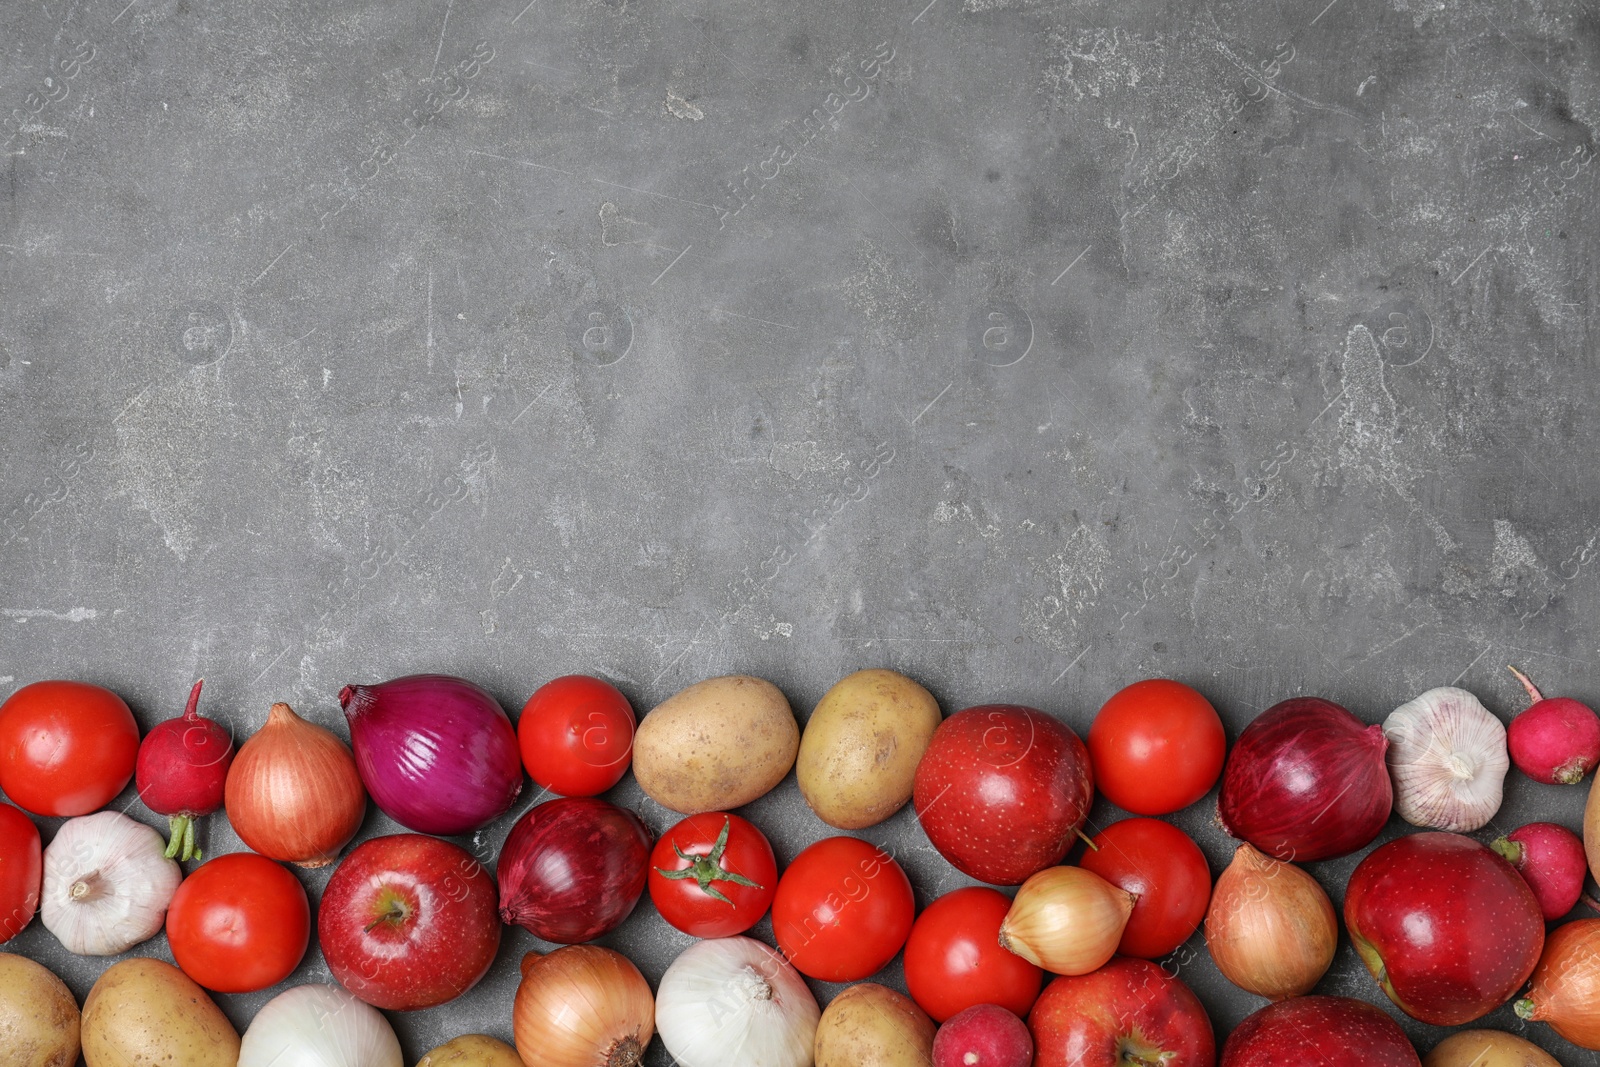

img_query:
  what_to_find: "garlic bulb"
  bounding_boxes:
[41,810,182,955]
[239,985,403,1067]
[655,937,819,1067]
[1384,686,1509,832]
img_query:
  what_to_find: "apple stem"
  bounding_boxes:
[364,900,408,933]
[1077,829,1099,851]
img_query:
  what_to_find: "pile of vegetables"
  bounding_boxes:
[1,660,1599,1067]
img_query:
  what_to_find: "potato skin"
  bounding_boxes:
[81,958,239,1067]
[1424,1030,1561,1067]
[814,983,935,1067]
[417,1034,525,1067]
[634,675,799,814]
[798,669,941,829]
[0,952,79,1067]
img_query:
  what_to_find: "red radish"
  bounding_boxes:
[135,679,234,861]
[1493,822,1588,920]
[934,1004,1034,1067]
[1507,665,1600,785]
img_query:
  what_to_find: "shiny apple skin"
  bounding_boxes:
[319,833,501,1011]
[1029,957,1215,1067]
[1221,996,1420,1066]
[913,705,1093,886]
[1344,832,1545,1026]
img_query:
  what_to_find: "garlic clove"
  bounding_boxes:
[41,811,182,956]
[1383,686,1510,833]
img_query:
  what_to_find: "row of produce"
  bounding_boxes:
[2,667,1600,1067]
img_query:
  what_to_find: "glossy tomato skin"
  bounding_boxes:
[904,886,1042,1022]
[772,836,914,982]
[518,675,636,797]
[913,705,1094,885]
[166,852,311,993]
[648,812,777,938]
[1088,679,1224,816]
[0,803,41,945]
[1078,818,1211,959]
[0,681,140,816]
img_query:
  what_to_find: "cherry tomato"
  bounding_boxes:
[904,886,1042,1022]
[166,852,310,993]
[648,812,777,938]
[0,681,140,816]
[0,802,41,945]
[1088,679,1224,815]
[772,836,915,982]
[1078,817,1211,959]
[518,675,636,796]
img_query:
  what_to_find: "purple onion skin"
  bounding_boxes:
[497,796,652,944]
[339,674,523,836]
[1217,697,1392,863]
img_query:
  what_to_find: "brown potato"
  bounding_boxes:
[0,952,79,1067]
[1424,1030,1562,1067]
[81,958,238,1067]
[798,669,941,829]
[417,1034,525,1067]
[814,983,935,1067]
[633,675,799,814]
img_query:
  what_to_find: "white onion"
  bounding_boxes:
[655,936,819,1067]
[41,810,181,955]
[1384,686,1509,832]
[239,985,402,1067]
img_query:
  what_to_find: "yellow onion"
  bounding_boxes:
[223,703,366,868]
[997,866,1134,974]
[514,948,655,1067]
[1515,919,1600,1050]
[1205,843,1337,1000]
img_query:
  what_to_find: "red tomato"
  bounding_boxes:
[1088,679,1224,815]
[772,836,914,982]
[0,681,140,817]
[1078,818,1211,959]
[904,886,1042,1022]
[518,675,636,796]
[648,812,777,938]
[0,802,41,945]
[166,852,310,993]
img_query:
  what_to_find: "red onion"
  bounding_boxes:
[499,797,652,944]
[1217,697,1392,862]
[340,674,523,836]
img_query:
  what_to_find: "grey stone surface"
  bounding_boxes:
[2,0,1597,1061]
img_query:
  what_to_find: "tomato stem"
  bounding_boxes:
[653,816,762,906]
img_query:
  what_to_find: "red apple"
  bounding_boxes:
[1344,831,1544,1026]
[1221,996,1419,1066]
[1029,957,1214,1067]
[914,704,1094,885]
[319,833,501,1011]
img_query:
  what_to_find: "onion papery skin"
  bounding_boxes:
[340,674,523,837]
[1516,919,1600,1050]
[239,984,403,1067]
[1217,697,1393,862]
[498,796,653,944]
[1206,843,1337,1001]
[514,947,655,1067]
[225,703,367,869]
[656,937,819,1067]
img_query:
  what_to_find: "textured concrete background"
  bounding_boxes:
[2,0,1597,1061]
